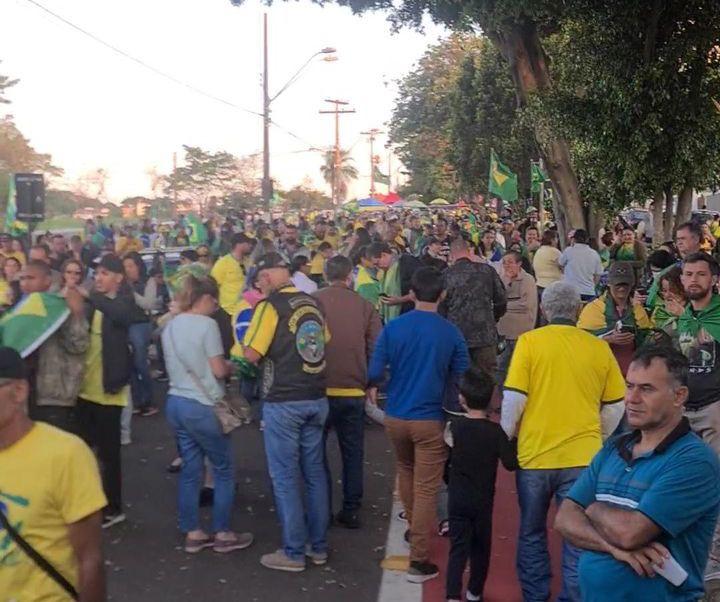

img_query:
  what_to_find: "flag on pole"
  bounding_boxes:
[373,166,391,186]
[186,213,208,245]
[5,176,28,237]
[531,162,548,193]
[488,150,518,203]
[0,292,70,357]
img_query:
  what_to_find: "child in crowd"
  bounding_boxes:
[446,366,517,602]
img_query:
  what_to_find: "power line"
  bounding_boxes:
[22,0,264,118]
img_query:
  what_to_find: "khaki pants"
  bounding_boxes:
[686,401,720,581]
[385,417,447,563]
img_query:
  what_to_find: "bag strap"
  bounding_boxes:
[0,506,79,600]
[166,319,217,403]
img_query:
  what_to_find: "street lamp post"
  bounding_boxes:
[261,13,336,212]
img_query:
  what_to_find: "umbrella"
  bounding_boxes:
[403,200,428,209]
[357,197,387,212]
[430,198,450,206]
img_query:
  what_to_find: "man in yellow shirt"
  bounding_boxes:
[77,254,137,529]
[501,280,626,602]
[211,232,255,316]
[0,346,107,601]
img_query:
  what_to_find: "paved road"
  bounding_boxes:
[106,391,396,602]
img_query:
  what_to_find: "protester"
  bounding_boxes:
[77,254,136,529]
[211,232,254,317]
[243,252,330,572]
[445,366,518,602]
[368,267,469,583]
[354,243,383,308]
[0,255,21,307]
[377,242,421,322]
[289,255,317,294]
[0,346,107,601]
[314,255,382,529]
[497,251,537,388]
[559,229,604,302]
[441,237,506,374]
[501,280,626,601]
[556,347,720,602]
[162,275,253,554]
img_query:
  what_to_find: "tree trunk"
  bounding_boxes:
[663,187,675,242]
[651,191,665,247]
[674,185,693,229]
[493,21,585,230]
[587,206,605,247]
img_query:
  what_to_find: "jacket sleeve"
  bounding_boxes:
[492,269,508,322]
[365,303,383,361]
[89,292,138,328]
[133,279,159,312]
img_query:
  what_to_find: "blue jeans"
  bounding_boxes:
[129,321,153,409]
[263,399,329,561]
[166,395,235,533]
[516,467,585,602]
[323,396,365,513]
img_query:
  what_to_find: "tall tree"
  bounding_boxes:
[319,149,358,202]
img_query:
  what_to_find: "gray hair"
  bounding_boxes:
[541,281,581,322]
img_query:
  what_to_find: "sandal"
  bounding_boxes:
[184,535,214,554]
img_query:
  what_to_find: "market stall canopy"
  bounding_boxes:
[429,198,450,206]
[357,197,387,212]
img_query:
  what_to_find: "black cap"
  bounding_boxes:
[0,347,25,381]
[608,262,635,286]
[97,253,124,274]
[255,252,288,272]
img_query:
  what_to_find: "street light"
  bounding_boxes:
[261,15,336,210]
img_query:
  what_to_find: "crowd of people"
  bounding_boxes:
[2,204,720,601]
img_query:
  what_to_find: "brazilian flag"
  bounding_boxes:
[186,213,208,245]
[488,149,518,202]
[0,293,70,357]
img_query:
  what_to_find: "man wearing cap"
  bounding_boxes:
[0,346,107,601]
[211,232,255,317]
[578,261,653,375]
[77,254,140,529]
[242,252,330,573]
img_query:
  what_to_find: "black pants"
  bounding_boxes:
[32,406,79,436]
[77,398,123,514]
[323,396,365,513]
[446,502,493,600]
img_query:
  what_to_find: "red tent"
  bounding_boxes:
[375,192,401,205]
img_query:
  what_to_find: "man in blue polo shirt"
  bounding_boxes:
[555,347,720,601]
[368,266,469,585]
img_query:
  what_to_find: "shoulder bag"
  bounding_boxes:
[167,320,247,434]
[0,506,79,600]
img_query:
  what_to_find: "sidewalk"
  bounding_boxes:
[379,468,563,602]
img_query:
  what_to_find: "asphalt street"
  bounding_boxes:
[105,388,396,602]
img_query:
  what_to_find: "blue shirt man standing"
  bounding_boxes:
[556,347,720,601]
[368,267,469,585]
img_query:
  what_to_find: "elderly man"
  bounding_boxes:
[497,251,537,388]
[556,347,720,602]
[502,281,626,601]
[243,252,330,573]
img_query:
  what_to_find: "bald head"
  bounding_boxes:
[20,260,52,294]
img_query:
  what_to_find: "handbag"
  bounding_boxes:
[167,320,247,434]
[0,505,79,600]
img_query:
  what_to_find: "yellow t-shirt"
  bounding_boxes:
[505,323,626,469]
[0,422,107,600]
[211,253,246,315]
[78,311,129,406]
[310,253,326,276]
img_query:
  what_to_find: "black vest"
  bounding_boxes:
[260,287,327,402]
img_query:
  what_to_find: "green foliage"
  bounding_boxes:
[0,64,18,105]
[319,149,358,202]
[281,184,332,212]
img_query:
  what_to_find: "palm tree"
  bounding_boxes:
[320,149,358,204]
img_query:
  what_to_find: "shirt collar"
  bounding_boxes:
[549,317,576,326]
[615,416,692,462]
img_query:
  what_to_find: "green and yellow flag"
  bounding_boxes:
[531,162,547,194]
[5,177,29,237]
[489,150,518,203]
[0,292,70,357]
[186,213,208,245]
[373,166,391,186]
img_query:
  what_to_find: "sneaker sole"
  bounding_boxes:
[213,538,254,553]
[260,559,305,572]
[184,542,214,554]
[306,556,328,566]
[406,571,439,584]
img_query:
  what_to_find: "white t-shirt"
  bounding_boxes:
[162,313,225,406]
[292,271,318,294]
[559,243,604,296]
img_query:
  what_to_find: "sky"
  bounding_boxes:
[0,0,447,202]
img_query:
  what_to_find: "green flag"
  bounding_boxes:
[0,292,70,357]
[373,166,390,186]
[186,213,208,245]
[5,177,28,237]
[271,191,283,207]
[531,162,547,194]
[488,150,518,202]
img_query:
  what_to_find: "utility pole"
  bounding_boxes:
[361,128,383,195]
[172,151,178,218]
[262,13,272,212]
[319,99,355,206]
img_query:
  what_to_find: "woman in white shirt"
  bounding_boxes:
[290,255,318,293]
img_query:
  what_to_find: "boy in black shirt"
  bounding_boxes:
[446,366,517,602]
